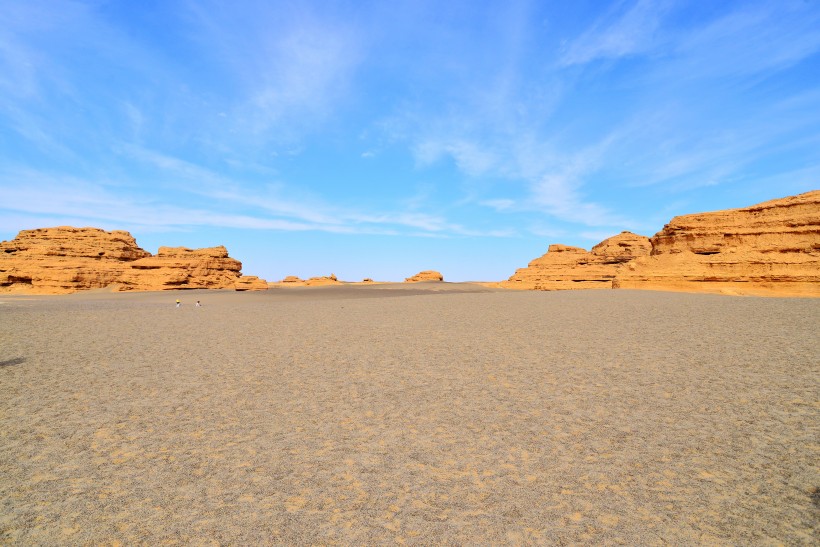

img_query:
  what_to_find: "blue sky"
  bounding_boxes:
[1,0,818,282]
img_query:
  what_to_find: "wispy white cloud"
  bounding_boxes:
[0,160,512,239]
[560,0,672,66]
[480,199,516,212]
[181,1,362,143]
[669,2,820,80]
[413,140,499,177]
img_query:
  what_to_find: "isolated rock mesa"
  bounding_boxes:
[502,232,651,291]
[615,190,820,296]
[0,227,266,294]
[405,270,444,282]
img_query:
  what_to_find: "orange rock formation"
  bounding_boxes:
[305,274,341,286]
[0,227,150,294]
[0,227,266,294]
[615,191,820,296]
[502,232,651,290]
[235,276,269,291]
[117,246,243,291]
[405,270,444,282]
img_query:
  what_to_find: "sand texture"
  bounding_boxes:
[1,284,818,544]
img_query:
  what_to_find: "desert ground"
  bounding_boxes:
[1,284,817,544]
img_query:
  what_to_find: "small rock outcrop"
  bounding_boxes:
[235,276,269,291]
[405,270,444,282]
[305,274,341,286]
[615,191,820,296]
[502,232,651,290]
[280,276,304,284]
[0,227,265,293]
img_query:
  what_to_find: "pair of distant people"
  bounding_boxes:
[175,299,201,308]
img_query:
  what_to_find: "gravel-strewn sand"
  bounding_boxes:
[1,285,818,544]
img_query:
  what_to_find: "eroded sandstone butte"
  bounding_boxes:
[0,227,266,293]
[0,227,150,293]
[502,231,651,291]
[117,246,244,291]
[615,191,820,296]
[405,270,444,282]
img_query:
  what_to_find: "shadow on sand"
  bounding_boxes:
[0,357,25,368]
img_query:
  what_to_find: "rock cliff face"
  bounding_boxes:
[0,227,150,293]
[615,191,820,296]
[117,246,243,291]
[405,270,444,282]
[0,227,266,293]
[502,232,651,290]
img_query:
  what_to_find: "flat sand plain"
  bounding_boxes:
[1,284,818,544]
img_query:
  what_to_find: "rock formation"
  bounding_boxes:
[0,227,266,293]
[117,246,243,291]
[280,276,304,284]
[502,232,651,290]
[615,191,820,296]
[235,276,269,291]
[0,227,150,294]
[305,274,341,286]
[405,270,444,282]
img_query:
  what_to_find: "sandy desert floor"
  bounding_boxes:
[1,284,818,544]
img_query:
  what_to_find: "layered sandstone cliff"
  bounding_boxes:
[0,227,266,293]
[405,270,444,282]
[117,246,243,291]
[0,227,150,294]
[615,191,820,296]
[502,232,651,290]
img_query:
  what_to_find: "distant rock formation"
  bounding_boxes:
[405,270,444,282]
[280,275,304,284]
[615,191,820,296]
[305,274,341,286]
[234,276,269,291]
[502,232,651,290]
[362,278,374,283]
[0,227,266,294]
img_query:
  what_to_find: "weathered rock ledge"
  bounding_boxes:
[0,227,266,293]
[504,191,819,296]
[502,232,651,291]
[615,190,820,296]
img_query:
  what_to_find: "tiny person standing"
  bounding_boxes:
[176,299,181,308]
[196,300,201,307]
